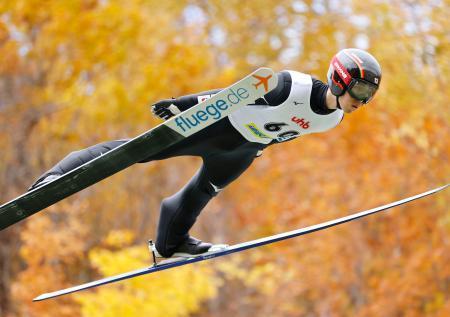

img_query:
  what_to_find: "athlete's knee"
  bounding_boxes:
[159,196,176,215]
[207,181,223,197]
[190,173,221,198]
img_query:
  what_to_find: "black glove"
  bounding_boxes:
[151,99,182,120]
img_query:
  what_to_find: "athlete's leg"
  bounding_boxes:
[155,165,217,257]
[29,140,129,189]
[30,115,248,188]
[155,143,265,257]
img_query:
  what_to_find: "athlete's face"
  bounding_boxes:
[339,91,365,113]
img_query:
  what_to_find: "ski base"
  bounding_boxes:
[33,184,448,302]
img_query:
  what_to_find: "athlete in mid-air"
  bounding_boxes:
[29,48,382,258]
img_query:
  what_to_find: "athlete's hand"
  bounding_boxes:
[151,99,181,120]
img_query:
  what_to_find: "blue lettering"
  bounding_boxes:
[216,99,228,111]
[173,85,252,132]
[185,115,200,127]
[237,88,249,99]
[206,104,221,120]
[227,88,241,104]
[197,110,208,121]
[181,117,190,129]
[175,117,186,132]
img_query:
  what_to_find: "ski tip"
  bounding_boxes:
[253,67,275,78]
[254,67,274,72]
[33,294,49,302]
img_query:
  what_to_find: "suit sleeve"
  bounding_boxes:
[261,71,292,106]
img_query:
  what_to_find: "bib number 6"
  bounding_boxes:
[264,122,299,141]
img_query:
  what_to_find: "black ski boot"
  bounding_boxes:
[153,236,228,258]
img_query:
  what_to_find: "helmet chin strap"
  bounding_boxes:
[336,96,342,110]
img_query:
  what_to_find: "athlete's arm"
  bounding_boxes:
[151,71,292,120]
[151,89,222,120]
[261,71,291,106]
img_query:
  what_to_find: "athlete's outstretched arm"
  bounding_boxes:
[151,88,222,120]
[150,71,292,120]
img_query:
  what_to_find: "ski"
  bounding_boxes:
[33,183,448,302]
[0,68,277,231]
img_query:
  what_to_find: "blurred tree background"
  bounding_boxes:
[0,0,448,316]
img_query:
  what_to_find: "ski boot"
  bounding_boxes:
[150,236,228,259]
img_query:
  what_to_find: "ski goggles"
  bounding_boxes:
[346,79,378,104]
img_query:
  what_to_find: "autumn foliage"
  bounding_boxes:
[0,1,448,316]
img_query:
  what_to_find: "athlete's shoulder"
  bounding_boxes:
[264,70,292,106]
[264,70,315,106]
[283,70,315,83]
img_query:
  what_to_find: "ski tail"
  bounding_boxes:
[1,68,278,231]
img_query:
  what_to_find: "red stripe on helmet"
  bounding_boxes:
[343,50,365,79]
[331,56,352,85]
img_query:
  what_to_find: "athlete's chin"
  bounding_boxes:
[343,107,355,114]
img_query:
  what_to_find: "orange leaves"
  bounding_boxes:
[0,23,20,75]
[0,0,448,316]
[11,202,89,315]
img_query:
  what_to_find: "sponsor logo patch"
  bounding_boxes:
[245,123,270,139]
[198,95,214,103]
[174,87,250,132]
[291,116,310,129]
[334,61,348,80]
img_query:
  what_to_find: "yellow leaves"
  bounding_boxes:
[0,41,19,76]
[89,246,147,277]
[390,122,429,150]
[217,252,295,297]
[19,203,88,266]
[103,229,135,248]
[424,292,446,315]
[0,26,20,75]
[76,237,221,317]
[12,265,81,317]
[237,262,277,294]
[11,202,89,315]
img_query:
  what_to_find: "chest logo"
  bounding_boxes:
[198,95,214,103]
[252,74,273,92]
[291,117,310,129]
[246,123,270,139]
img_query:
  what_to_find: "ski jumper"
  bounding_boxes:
[31,71,343,257]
